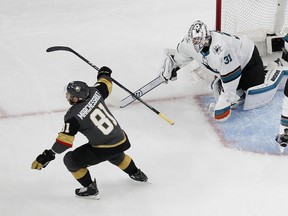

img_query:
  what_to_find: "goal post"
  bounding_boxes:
[215,0,288,55]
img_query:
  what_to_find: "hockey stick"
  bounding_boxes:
[120,75,166,108]
[46,46,174,125]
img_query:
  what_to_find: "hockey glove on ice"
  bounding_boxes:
[31,149,55,170]
[97,66,112,79]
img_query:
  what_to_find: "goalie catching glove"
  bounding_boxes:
[159,48,180,82]
[31,149,55,170]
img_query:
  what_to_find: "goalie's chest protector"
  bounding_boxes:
[180,31,254,76]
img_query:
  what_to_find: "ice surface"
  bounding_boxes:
[198,91,285,155]
[1,1,288,216]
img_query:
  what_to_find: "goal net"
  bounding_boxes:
[216,0,288,55]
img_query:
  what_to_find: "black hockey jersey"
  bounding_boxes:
[52,77,126,154]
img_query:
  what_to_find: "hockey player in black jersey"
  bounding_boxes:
[31,66,148,199]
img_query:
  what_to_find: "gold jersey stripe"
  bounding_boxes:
[98,77,112,95]
[93,133,126,148]
[72,168,88,180]
[118,154,132,170]
[56,132,75,145]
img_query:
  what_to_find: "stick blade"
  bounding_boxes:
[46,46,72,53]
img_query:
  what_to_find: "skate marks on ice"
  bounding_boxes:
[195,91,286,155]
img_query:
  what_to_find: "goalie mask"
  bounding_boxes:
[188,20,211,53]
[66,81,90,104]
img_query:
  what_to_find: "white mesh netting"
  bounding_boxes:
[220,0,288,35]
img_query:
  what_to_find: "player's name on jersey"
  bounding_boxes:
[77,91,101,120]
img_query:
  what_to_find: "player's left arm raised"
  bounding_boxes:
[94,66,113,99]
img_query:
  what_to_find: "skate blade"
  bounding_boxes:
[75,194,100,200]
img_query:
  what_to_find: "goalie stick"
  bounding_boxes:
[46,46,174,125]
[120,76,166,108]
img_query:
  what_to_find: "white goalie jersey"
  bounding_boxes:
[174,31,255,121]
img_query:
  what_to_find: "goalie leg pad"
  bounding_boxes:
[243,68,284,110]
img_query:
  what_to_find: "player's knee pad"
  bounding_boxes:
[108,152,125,166]
[118,154,133,171]
[63,151,81,172]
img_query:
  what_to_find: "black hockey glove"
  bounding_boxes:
[97,66,112,79]
[275,129,288,147]
[31,149,55,170]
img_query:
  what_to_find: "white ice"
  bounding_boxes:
[1,1,288,216]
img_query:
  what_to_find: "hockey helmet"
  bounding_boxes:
[66,81,89,102]
[188,20,211,52]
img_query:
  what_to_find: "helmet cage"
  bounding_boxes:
[188,20,210,52]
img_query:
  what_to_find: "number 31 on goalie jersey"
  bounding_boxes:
[224,54,232,64]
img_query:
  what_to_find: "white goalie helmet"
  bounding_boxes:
[188,20,211,52]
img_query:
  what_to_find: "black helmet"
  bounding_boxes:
[66,81,89,101]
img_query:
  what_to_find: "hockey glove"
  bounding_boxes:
[170,67,179,81]
[97,66,112,79]
[31,149,55,170]
[159,48,179,82]
[210,76,222,101]
[276,129,288,147]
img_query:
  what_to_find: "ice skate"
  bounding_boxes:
[279,139,287,154]
[75,178,100,199]
[279,144,287,154]
[129,169,148,182]
[276,129,288,154]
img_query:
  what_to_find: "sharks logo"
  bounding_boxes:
[213,45,222,55]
